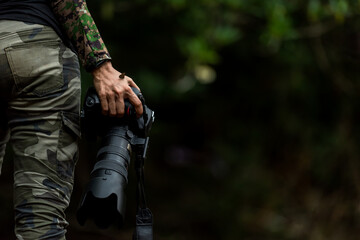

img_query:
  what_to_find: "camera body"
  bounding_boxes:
[77,87,154,229]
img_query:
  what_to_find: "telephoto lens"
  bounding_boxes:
[77,125,132,228]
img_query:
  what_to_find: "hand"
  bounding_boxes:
[91,61,143,117]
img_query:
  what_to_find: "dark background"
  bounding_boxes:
[2,0,360,239]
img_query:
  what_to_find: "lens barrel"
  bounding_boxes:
[77,125,132,229]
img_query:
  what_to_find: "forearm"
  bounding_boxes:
[50,0,111,71]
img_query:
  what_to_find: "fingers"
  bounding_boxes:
[106,88,125,117]
[98,88,124,117]
[98,91,109,116]
[107,92,117,117]
[125,86,143,117]
[98,85,142,118]
[115,92,125,118]
[125,77,144,117]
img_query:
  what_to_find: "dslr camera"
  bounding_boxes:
[77,86,154,233]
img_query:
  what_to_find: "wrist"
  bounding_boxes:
[91,61,113,77]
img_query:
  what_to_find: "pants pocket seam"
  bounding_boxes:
[56,111,80,181]
[4,40,64,97]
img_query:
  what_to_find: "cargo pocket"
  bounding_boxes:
[5,40,64,97]
[56,111,80,181]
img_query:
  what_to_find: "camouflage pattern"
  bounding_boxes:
[0,20,81,239]
[50,0,112,71]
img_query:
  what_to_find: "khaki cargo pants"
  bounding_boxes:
[0,20,81,239]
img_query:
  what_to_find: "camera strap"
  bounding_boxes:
[133,208,153,240]
[133,139,153,240]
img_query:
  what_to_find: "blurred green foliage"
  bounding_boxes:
[2,0,360,239]
[75,0,360,239]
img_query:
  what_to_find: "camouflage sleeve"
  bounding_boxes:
[49,0,111,71]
